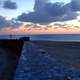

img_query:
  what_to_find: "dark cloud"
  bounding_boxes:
[3,0,17,9]
[18,2,67,24]
[71,0,80,11]
[0,16,22,29]
[17,0,80,24]
[10,20,22,29]
[34,0,48,12]
[0,16,10,28]
[18,12,52,24]
[45,2,65,17]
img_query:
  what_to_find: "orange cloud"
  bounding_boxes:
[1,24,80,35]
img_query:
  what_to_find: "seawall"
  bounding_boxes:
[0,39,24,80]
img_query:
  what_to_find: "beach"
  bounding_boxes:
[15,40,80,80]
[32,40,80,69]
[0,40,80,79]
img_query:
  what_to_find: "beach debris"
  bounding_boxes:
[39,49,46,53]
[64,76,72,80]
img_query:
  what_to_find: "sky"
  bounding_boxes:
[0,0,71,19]
[0,0,34,19]
[0,0,80,34]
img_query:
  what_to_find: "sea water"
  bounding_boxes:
[0,34,80,41]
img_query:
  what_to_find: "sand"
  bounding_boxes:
[32,40,80,70]
[15,41,80,80]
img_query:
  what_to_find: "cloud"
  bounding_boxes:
[71,0,80,11]
[45,2,65,17]
[17,2,67,24]
[0,16,10,28]
[0,16,22,29]
[18,12,51,24]
[17,0,80,24]
[3,0,17,9]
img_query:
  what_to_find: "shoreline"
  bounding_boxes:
[32,39,80,42]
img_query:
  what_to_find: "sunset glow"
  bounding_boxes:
[0,0,80,34]
[1,23,80,35]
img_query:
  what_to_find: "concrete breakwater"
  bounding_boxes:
[0,39,24,80]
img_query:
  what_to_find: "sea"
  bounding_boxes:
[1,34,80,41]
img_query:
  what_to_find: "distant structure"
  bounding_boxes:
[9,34,13,39]
[34,0,49,12]
[19,37,30,41]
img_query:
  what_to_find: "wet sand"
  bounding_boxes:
[32,40,80,69]
[15,41,80,80]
